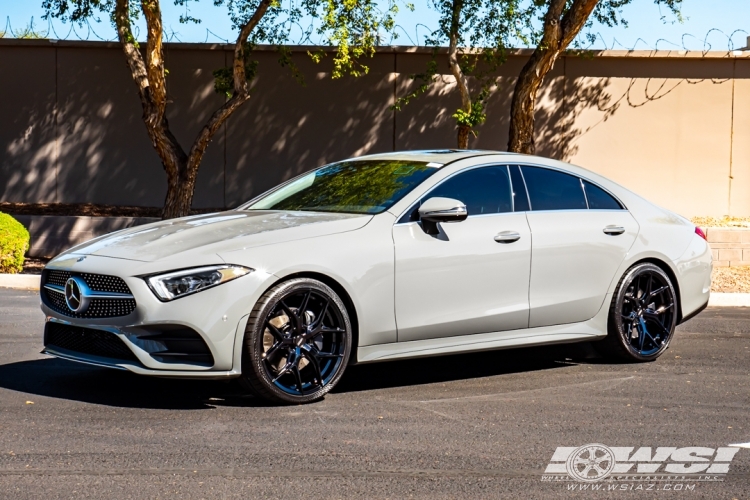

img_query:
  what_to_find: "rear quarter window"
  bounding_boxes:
[583,180,624,210]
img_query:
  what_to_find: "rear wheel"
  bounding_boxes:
[240,278,352,404]
[596,263,677,362]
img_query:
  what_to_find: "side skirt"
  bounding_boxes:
[356,295,611,364]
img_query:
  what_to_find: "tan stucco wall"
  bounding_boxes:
[1,40,748,217]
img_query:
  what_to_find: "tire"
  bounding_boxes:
[595,263,677,362]
[239,278,352,404]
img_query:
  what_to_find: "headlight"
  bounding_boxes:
[144,265,253,301]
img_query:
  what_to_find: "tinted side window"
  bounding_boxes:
[521,166,587,211]
[583,180,623,210]
[509,165,530,212]
[427,166,513,216]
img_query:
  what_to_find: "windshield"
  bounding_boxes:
[243,160,441,214]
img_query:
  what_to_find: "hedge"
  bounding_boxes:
[0,213,29,274]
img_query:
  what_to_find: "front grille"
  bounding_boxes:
[42,270,137,319]
[44,322,139,362]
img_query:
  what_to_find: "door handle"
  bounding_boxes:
[494,231,521,243]
[603,225,626,235]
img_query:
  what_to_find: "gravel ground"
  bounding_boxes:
[712,266,750,293]
[692,216,750,228]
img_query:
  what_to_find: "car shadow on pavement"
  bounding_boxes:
[334,341,599,394]
[0,343,601,409]
[0,358,262,410]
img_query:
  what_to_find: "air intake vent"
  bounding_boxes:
[44,322,139,362]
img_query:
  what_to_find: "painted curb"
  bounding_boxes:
[0,274,41,290]
[708,292,750,307]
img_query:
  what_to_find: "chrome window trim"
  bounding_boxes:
[393,162,515,225]
[580,177,626,211]
[515,163,628,211]
[515,165,533,211]
[580,178,590,209]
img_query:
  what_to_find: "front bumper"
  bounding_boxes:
[41,255,276,376]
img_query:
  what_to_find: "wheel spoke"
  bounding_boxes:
[266,322,285,342]
[263,341,284,360]
[649,318,671,336]
[647,285,668,300]
[310,344,343,360]
[656,303,674,314]
[637,322,646,351]
[279,301,300,332]
[302,350,323,386]
[272,360,293,383]
[312,300,330,330]
[298,290,312,319]
[291,365,304,393]
[645,274,653,299]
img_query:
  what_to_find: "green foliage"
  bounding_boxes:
[213,42,259,97]
[393,0,530,139]
[0,213,30,274]
[216,0,397,84]
[452,87,489,131]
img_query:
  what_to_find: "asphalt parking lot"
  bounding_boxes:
[0,288,748,499]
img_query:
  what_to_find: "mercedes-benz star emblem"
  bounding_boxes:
[65,277,89,313]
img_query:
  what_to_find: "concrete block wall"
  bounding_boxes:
[3,40,750,218]
[703,227,750,267]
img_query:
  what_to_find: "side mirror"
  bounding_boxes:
[418,197,468,235]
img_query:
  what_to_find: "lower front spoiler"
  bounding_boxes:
[42,346,241,380]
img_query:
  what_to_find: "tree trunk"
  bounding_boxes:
[114,0,270,219]
[507,48,560,154]
[457,125,471,149]
[447,0,472,150]
[162,164,195,219]
[507,0,600,154]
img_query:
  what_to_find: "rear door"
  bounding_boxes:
[519,165,639,328]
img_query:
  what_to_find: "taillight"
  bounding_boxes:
[695,226,707,241]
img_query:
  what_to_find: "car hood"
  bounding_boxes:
[59,211,371,262]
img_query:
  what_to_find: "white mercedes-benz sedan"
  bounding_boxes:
[41,150,712,403]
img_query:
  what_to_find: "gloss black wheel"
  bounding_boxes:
[597,263,677,362]
[240,278,351,404]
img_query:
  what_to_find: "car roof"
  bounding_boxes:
[349,149,518,164]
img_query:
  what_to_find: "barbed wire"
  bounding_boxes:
[1,15,748,54]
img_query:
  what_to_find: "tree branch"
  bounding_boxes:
[447,0,470,113]
[140,0,168,123]
[560,0,600,48]
[233,0,273,96]
[114,0,151,112]
[507,0,599,154]
[186,0,273,172]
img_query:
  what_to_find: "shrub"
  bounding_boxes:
[0,213,30,274]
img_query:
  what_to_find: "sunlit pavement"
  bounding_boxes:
[0,288,748,499]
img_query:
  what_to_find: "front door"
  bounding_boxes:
[393,166,532,342]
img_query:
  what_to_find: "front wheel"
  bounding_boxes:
[596,263,677,362]
[239,278,352,404]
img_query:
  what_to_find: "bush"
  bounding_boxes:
[0,213,29,274]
